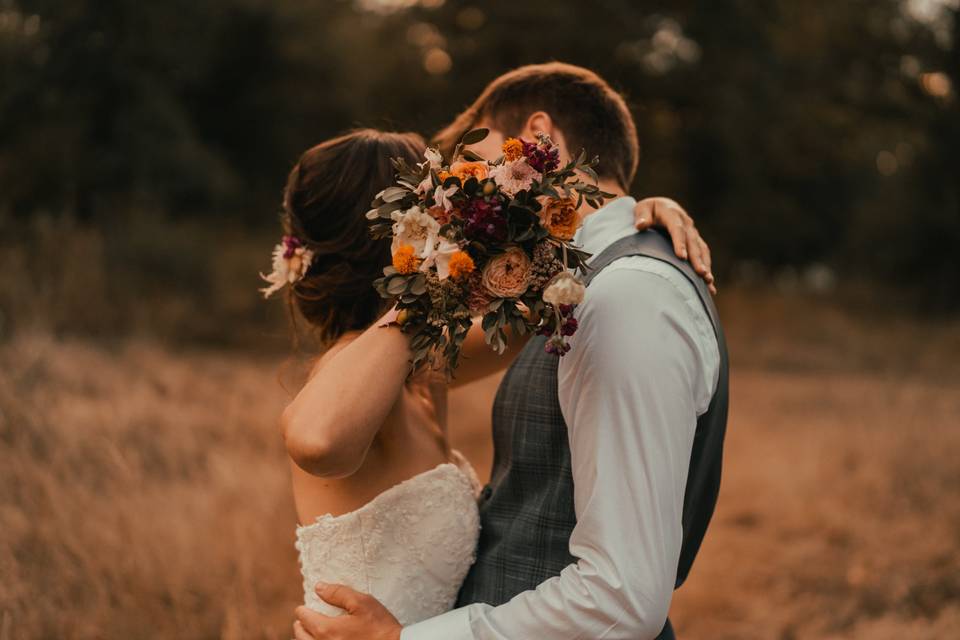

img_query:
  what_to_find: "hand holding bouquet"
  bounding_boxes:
[366,129,614,375]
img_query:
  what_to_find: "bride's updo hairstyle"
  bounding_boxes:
[281,129,426,343]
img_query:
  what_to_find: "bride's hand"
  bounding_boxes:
[294,582,400,640]
[633,197,717,294]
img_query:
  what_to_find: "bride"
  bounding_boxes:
[262,128,714,633]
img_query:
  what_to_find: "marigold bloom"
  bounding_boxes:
[438,170,453,183]
[502,138,524,162]
[540,197,581,241]
[448,251,476,280]
[450,161,489,183]
[392,244,420,274]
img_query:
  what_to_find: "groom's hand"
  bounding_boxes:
[293,582,401,640]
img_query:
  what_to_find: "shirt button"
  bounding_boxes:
[480,485,493,501]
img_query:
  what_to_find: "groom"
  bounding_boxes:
[296,62,728,640]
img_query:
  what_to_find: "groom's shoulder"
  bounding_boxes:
[585,254,700,310]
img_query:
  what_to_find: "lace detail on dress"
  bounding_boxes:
[295,452,481,626]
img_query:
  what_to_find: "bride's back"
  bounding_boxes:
[289,336,451,523]
[270,129,481,625]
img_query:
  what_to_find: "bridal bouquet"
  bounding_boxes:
[367,129,613,375]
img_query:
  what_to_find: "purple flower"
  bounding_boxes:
[561,316,579,337]
[521,139,560,173]
[544,335,572,356]
[462,196,508,244]
[282,235,302,259]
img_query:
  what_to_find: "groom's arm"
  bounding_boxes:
[403,258,720,640]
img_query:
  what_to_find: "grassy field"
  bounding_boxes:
[1,289,958,639]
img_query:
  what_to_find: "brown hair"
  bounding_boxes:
[281,129,426,344]
[434,62,639,190]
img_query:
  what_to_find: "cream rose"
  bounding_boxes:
[390,205,440,255]
[481,246,532,298]
[542,271,586,306]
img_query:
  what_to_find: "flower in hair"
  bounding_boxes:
[259,235,315,298]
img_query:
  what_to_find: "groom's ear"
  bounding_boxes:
[522,111,556,140]
[522,111,570,163]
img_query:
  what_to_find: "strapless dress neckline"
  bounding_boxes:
[297,457,478,530]
[295,450,481,626]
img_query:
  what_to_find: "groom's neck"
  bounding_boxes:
[579,177,627,218]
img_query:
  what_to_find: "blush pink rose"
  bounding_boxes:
[481,246,532,298]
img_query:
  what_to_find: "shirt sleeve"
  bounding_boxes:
[403,258,719,640]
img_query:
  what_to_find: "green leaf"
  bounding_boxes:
[378,200,405,217]
[461,149,486,162]
[386,277,408,295]
[380,186,409,203]
[409,274,427,296]
[460,128,490,145]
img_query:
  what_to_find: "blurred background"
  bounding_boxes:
[1,0,958,638]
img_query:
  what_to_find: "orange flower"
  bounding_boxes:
[448,251,476,280]
[450,161,489,183]
[502,138,524,162]
[438,170,453,183]
[539,197,581,241]
[392,244,420,274]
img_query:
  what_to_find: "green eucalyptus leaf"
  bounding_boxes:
[409,274,427,296]
[380,186,408,203]
[461,149,486,162]
[386,277,408,295]
[460,128,490,145]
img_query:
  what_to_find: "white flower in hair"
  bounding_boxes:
[259,235,315,298]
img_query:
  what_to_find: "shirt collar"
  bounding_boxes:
[573,196,638,261]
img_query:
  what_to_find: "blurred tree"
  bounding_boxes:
[0,0,956,306]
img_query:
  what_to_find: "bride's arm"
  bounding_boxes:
[280,309,410,478]
[449,321,530,388]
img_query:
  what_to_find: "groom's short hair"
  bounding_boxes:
[434,62,639,190]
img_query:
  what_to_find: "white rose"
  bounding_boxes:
[542,271,586,306]
[391,205,441,255]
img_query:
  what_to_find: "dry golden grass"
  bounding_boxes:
[0,336,298,639]
[1,289,958,639]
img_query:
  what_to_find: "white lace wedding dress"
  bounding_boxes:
[295,451,481,626]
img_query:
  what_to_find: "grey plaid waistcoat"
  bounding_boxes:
[456,231,730,640]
